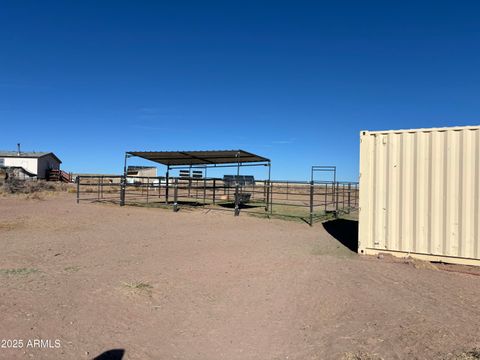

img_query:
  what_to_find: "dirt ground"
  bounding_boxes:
[0,193,479,360]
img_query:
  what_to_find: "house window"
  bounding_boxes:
[0,158,4,166]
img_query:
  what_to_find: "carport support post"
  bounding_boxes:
[234,152,240,216]
[234,184,240,216]
[309,180,314,226]
[120,153,127,206]
[165,166,170,204]
[268,162,272,215]
[265,162,271,212]
[173,177,178,212]
[203,165,208,205]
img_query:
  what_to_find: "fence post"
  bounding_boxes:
[353,183,358,209]
[165,170,169,204]
[173,178,179,212]
[76,176,80,204]
[270,181,273,215]
[347,183,351,213]
[203,178,206,206]
[263,181,267,212]
[309,180,314,226]
[146,178,149,203]
[263,180,270,212]
[335,182,339,217]
[101,176,104,199]
[324,183,328,213]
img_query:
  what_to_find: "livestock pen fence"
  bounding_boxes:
[76,175,358,225]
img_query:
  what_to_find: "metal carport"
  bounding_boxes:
[122,150,271,215]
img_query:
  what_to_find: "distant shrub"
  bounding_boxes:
[1,179,57,194]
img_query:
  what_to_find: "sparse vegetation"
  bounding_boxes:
[0,178,71,197]
[64,266,81,273]
[0,220,24,231]
[444,349,480,360]
[0,268,38,276]
[1,178,54,194]
[122,281,153,296]
[342,352,383,360]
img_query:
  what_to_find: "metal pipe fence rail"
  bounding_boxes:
[76,175,359,225]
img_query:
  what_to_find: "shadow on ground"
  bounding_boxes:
[93,349,125,360]
[217,202,264,210]
[322,219,358,253]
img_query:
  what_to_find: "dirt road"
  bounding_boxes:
[0,194,479,359]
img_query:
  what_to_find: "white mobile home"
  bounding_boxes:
[127,166,157,178]
[0,151,62,179]
[126,166,158,184]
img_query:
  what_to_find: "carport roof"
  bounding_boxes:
[126,150,270,166]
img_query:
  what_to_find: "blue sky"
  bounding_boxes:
[1,1,479,181]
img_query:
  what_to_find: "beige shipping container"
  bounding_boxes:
[358,125,480,266]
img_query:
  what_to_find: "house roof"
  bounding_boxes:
[127,150,270,167]
[0,151,62,163]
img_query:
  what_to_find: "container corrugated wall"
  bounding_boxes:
[358,125,480,265]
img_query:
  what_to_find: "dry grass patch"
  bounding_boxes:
[64,266,81,273]
[0,179,73,198]
[122,281,153,296]
[403,256,438,271]
[0,220,25,231]
[444,349,480,360]
[342,352,383,360]
[0,268,38,276]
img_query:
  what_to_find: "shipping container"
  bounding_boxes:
[358,125,480,266]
